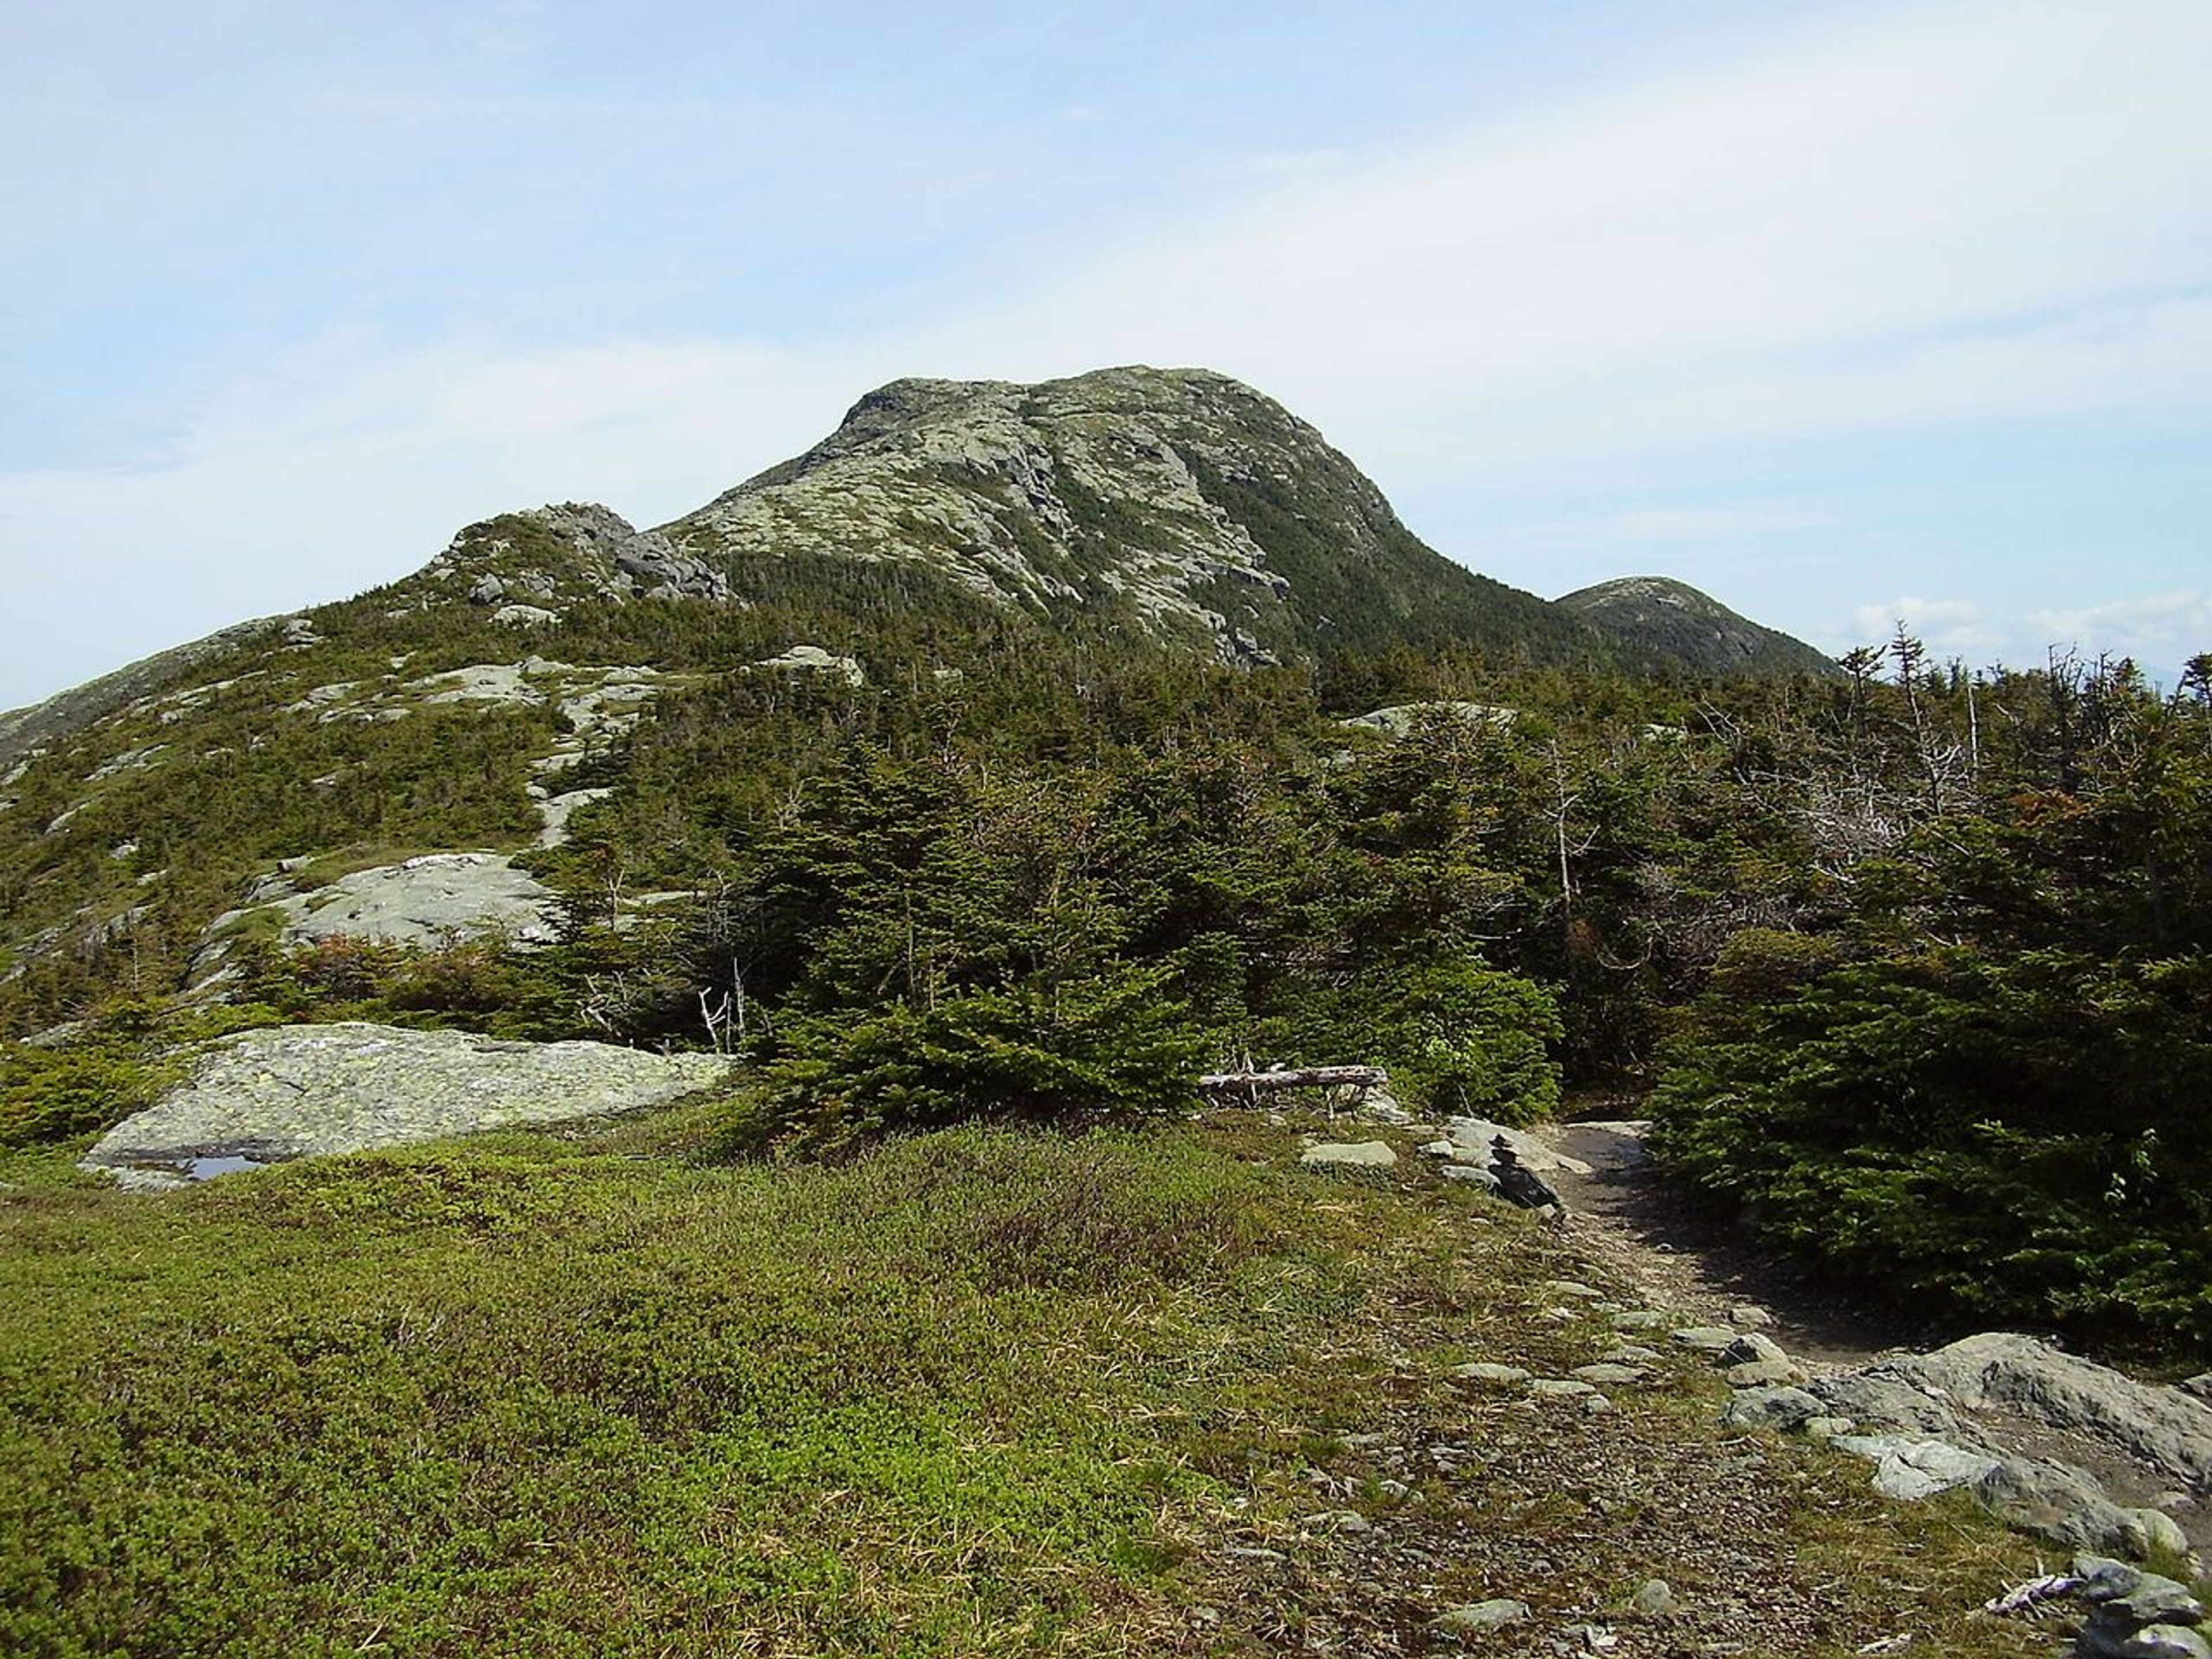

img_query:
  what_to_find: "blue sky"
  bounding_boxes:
[3,0,2207,708]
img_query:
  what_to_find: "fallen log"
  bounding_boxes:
[1196,1065,1388,1092]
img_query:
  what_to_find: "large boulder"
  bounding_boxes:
[276,854,561,948]
[1807,1368,1969,1440]
[82,1022,737,1190]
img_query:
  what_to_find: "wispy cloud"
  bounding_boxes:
[908,0,2212,479]
[1846,597,1999,657]
[1838,592,2211,679]
[2028,590,2212,673]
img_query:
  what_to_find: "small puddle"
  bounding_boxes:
[178,1154,271,1181]
[116,1152,276,1184]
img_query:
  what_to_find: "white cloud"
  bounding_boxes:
[2027,590,2212,677]
[904,0,2212,482]
[0,335,892,707]
[1837,591,2212,679]
[1845,597,2002,659]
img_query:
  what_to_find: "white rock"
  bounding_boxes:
[1300,1141,1397,1169]
[753,644,866,687]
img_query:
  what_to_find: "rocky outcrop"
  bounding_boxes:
[271,854,562,947]
[752,644,866,686]
[1337,702,1518,738]
[1904,1333,2212,1498]
[1686,1332,2211,1563]
[191,855,563,972]
[82,1022,737,1189]
[415,503,730,616]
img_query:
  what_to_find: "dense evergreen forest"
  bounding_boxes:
[4,585,2208,1356]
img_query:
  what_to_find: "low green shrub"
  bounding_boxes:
[1391,959,1563,1124]
[743,963,1206,1153]
[0,1041,166,1149]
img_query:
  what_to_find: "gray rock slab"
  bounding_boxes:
[1971,1457,2176,1557]
[1438,1163,1499,1190]
[1907,1334,2212,1497]
[1728,1359,1807,1388]
[537,787,615,849]
[1807,1369,1968,1440]
[754,644,865,686]
[1723,1332,1789,1366]
[82,1022,737,1188]
[2073,1554,2206,1624]
[1341,702,1517,738]
[1301,1141,1398,1169]
[411,663,543,706]
[1453,1363,1532,1386]
[2082,1614,2212,1659]
[276,854,560,948]
[1431,1599,1529,1634]
[1529,1377,1599,1398]
[1724,1386,1828,1432]
[1574,1363,1649,1387]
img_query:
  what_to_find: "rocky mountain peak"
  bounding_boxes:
[1558,575,1840,679]
[666,364,1596,666]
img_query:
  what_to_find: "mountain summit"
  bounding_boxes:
[656,365,1618,667]
[1558,575,1842,679]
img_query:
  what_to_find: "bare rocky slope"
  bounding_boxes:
[658,367,1619,666]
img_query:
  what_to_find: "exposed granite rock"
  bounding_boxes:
[1338,702,1518,738]
[2073,1553,2211,1658]
[1907,1334,2212,1499]
[1452,1363,1532,1386]
[1724,1385,1828,1432]
[753,644,866,687]
[1806,1369,1968,1440]
[1431,1599,1529,1634]
[1301,1140,1399,1169]
[536,787,615,849]
[1970,1456,2170,1556]
[1830,1434,2002,1501]
[427,503,730,610]
[274,854,560,948]
[82,1022,736,1189]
